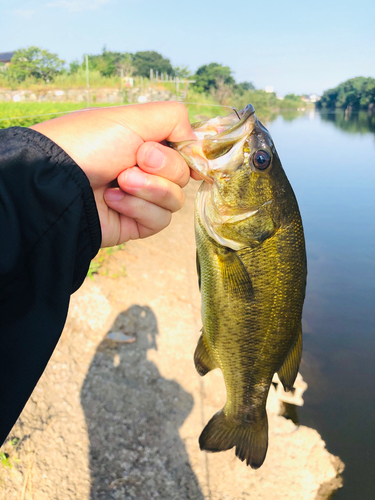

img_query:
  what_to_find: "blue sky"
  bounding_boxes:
[1,0,374,95]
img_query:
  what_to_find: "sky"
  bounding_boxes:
[1,0,374,96]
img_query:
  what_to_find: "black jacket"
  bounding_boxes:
[0,127,101,445]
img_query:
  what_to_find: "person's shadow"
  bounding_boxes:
[81,305,204,500]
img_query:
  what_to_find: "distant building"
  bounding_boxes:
[309,94,320,103]
[302,93,321,103]
[0,51,15,71]
[265,86,274,93]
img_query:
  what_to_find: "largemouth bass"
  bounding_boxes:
[169,104,307,469]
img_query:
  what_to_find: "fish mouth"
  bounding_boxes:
[168,104,256,182]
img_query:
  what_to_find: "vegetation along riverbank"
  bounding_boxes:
[1,46,311,128]
[1,46,374,130]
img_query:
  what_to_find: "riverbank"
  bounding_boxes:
[0,182,344,500]
[0,83,311,129]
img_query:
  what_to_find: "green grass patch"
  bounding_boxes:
[88,244,127,280]
[0,94,306,130]
[0,99,235,129]
[0,102,121,128]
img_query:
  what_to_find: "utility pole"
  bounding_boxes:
[85,54,90,107]
[120,69,123,92]
[150,68,153,81]
[176,77,179,98]
[120,68,124,103]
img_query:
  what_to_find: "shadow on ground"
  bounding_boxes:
[81,305,204,500]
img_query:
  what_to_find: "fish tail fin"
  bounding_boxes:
[199,410,268,469]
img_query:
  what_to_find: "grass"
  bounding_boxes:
[88,244,127,280]
[0,89,309,129]
[0,101,121,128]
[0,99,230,129]
[0,438,20,473]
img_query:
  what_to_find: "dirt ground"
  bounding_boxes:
[0,183,344,500]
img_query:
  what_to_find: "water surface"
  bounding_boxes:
[267,109,375,499]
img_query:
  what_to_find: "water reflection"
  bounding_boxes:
[275,109,303,122]
[319,109,375,135]
[266,110,375,500]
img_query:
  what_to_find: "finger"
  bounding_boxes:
[115,101,197,143]
[136,141,191,188]
[190,170,204,181]
[114,167,185,213]
[104,190,172,238]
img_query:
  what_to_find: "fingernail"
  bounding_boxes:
[145,146,165,169]
[105,188,125,201]
[123,168,147,188]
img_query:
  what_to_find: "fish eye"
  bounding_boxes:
[253,150,271,170]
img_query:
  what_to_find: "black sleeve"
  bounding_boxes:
[0,127,101,445]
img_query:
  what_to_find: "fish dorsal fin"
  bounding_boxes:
[277,326,302,391]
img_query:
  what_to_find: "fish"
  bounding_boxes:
[168,104,307,469]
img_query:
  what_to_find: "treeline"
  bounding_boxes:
[1,46,300,101]
[317,77,375,111]
[0,46,255,96]
[0,46,311,117]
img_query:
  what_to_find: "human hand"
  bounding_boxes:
[31,101,199,247]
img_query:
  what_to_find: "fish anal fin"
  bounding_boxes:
[199,410,268,469]
[278,326,303,392]
[194,333,217,376]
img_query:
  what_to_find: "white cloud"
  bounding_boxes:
[13,9,35,19]
[46,0,111,12]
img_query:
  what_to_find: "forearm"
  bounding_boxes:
[0,127,101,444]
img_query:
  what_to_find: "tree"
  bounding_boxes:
[69,59,80,74]
[193,63,235,93]
[114,53,135,77]
[236,81,255,93]
[318,77,375,110]
[210,77,233,105]
[86,47,133,77]
[8,46,65,82]
[173,66,191,79]
[132,51,174,78]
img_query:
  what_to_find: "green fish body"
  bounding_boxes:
[169,104,306,469]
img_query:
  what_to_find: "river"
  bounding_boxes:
[266,109,375,499]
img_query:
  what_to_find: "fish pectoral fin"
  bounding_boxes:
[199,410,268,469]
[216,247,255,300]
[277,325,302,391]
[194,332,217,376]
